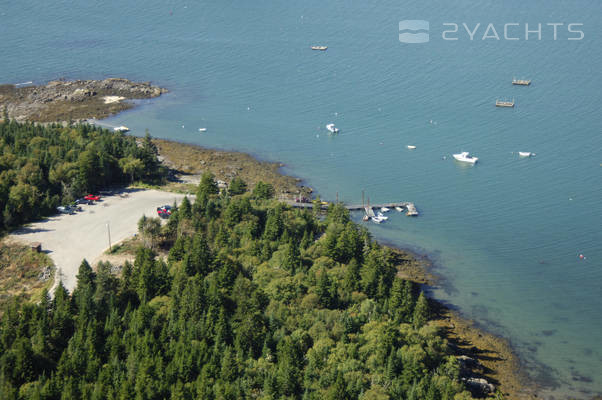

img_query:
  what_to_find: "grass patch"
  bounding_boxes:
[0,241,54,310]
[105,236,140,256]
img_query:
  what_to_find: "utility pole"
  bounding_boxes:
[106,222,112,252]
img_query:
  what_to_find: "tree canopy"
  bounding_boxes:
[0,145,473,400]
[0,120,166,229]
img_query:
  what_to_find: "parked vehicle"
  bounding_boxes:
[157,205,172,218]
[75,198,93,205]
[84,194,101,201]
[57,206,74,215]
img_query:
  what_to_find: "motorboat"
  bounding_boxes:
[311,46,328,51]
[380,207,390,213]
[372,215,386,224]
[407,145,416,150]
[199,128,207,132]
[453,151,478,164]
[395,206,404,212]
[114,126,130,132]
[326,123,339,134]
[518,151,533,157]
[376,212,388,220]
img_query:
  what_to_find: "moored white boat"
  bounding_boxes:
[326,123,339,134]
[395,206,404,212]
[376,212,388,220]
[453,151,478,164]
[372,215,386,224]
[380,207,390,213]
[114,126,130,132]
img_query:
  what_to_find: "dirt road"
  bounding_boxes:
[10,189,187,294]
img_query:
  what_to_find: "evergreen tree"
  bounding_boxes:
[197,171,218,197]
[252,181,274,200]
[413,291,429,328]
[228,177,247,196]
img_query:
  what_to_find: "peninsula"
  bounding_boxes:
[0,78,167,123]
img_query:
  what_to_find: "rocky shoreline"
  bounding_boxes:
[0,78,167,123]
[388,248,535,399]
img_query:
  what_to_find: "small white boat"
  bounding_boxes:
[518,151,533,157]
[311,45,328,51]
[395,206,404,212]
[372,215,386,224]
[199,128,207,132]
[453,151,478,164]
[326,123,339,134]
[380,207,390,213]
[407,145,417,150]
[376,212,388,221]
[114,126,130,132]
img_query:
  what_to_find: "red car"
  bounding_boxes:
[84,194,101,201]
[157,205,172,218]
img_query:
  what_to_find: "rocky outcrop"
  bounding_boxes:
[464,377,496,395]
[0,78,167,123]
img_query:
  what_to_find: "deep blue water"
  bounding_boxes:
[2,1,601,397]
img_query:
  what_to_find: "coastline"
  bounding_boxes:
[389,247,535,399]
[155,138,533,399]
[0,77,531,397]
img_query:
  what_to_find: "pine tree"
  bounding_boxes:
[197,171,218,197]
[413,291,429,328]
[228,177,247,196]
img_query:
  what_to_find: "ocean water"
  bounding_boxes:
[2,0,601,397]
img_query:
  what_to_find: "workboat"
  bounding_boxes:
[518,151,533,157]
[311,46,328,51]
[512,78,531,86]
[407,145,416,150]
[380,207,390,213]
[326,123,339,134]
[496,99,515,108]
[114,126,130,132]
[453,152,478,164]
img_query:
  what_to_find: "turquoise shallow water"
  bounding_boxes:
[2,0,601,397]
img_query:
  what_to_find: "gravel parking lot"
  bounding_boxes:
[10,189,187,294]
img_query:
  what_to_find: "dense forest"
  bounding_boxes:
[0,116,165,229]
[0,172,474,399]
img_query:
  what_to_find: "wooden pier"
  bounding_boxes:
[284,200,418,216]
